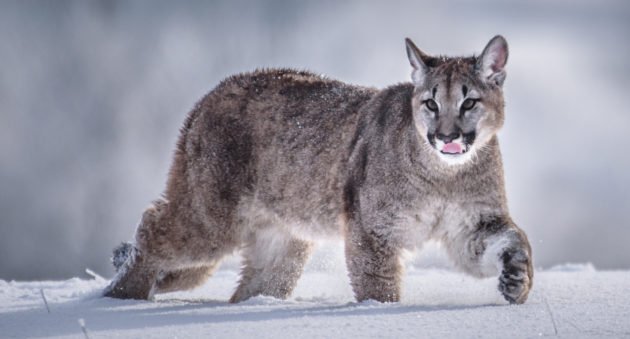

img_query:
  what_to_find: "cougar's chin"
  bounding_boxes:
[437,150,474,166]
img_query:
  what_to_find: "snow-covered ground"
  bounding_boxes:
[1,251,629,338]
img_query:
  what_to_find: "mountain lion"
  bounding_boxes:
[104,35,533,305]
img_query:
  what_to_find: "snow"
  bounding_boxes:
[1,260,629,338]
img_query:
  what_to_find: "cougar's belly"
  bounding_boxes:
[236,195,346,241]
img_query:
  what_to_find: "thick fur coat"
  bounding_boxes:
[104,36,533,304]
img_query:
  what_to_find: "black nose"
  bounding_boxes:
[436,132,460,143]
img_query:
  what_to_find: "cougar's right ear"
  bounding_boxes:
[477,35,509,87]
[405,38,429,85]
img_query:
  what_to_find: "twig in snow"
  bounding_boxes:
[542,294,559,336]
[40,288,50,314]
[78,318,91,339]
[85,268,105,281]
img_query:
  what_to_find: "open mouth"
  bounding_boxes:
[439,142,469,155]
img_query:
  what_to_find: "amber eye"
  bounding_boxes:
[461,98,478,111]
[424,99,439,112]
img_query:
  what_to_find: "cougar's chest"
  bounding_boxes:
[400,195,483,248]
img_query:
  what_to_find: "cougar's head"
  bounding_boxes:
[405,36,508,165]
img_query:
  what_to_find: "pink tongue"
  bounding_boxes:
[442,143,463,154]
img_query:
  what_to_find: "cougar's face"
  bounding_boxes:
[412,74,505,165]
[405,36,509,166]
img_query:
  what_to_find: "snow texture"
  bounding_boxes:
[1,261,628,338]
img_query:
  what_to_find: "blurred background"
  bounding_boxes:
[1,0,629,280]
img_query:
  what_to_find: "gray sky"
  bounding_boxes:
[1,0,629,280]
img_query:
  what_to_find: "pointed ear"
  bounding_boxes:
[405,38,429,85]
[477,35,509,87]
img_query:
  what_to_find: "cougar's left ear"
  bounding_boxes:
[477,35,509,87]
[405,38,429,85]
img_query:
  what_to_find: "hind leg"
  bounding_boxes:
[103,243,159,300]
[104,199,235,300]
[107,252,218,299]
[103,202,166,300]
[229,229,312,303]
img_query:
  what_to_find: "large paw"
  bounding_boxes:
[111,242,134,272]
[498,247,533,304]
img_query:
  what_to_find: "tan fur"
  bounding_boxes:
[104,36,532,305]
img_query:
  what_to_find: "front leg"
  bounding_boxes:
[345,225,403,303]
[444,215,533,304]
[497,234,533,304]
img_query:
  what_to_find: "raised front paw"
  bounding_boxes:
[498,247,533,304]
